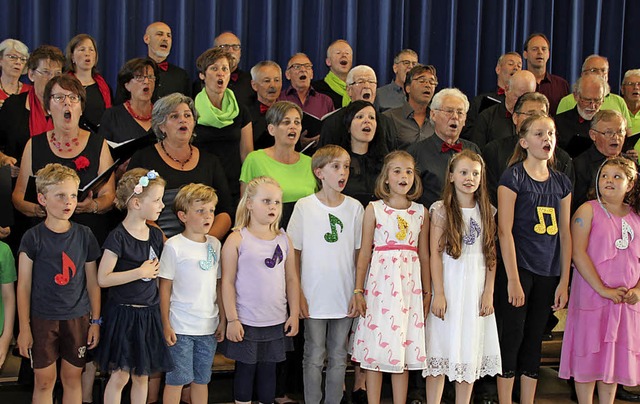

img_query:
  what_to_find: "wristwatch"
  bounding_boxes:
[89,317,103,326]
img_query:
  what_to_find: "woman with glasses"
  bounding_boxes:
[65,34,112,132]
[0,38,31,108]
[99,58,157,144]
[12,74,116,243]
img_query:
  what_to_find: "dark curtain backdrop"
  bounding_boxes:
[1,0,637,99]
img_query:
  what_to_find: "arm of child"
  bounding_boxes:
[97,249,159,288]
[497,185,525,307]
[221,231,244,342]
[284,234,300,337]
[347,248,361,318]
[215,282,226,342]
[0,281,16,368]
[85,260,101,349]
[572,203,626,304]
[354,204,375,317]
[159,278,177,346]
[16,252,33,358]
[419,211,431,318]
[481,259,497,316]
[553,194,572,311]
[11,140,45,217]
[294,249,309,319]
[429,208,446,320]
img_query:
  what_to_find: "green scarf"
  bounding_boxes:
[324,71,351,107]
[195,88,240,128]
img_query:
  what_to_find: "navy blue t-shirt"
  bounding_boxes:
[19,222,101,320]
[102,223,164,306]
[499,162,572,277]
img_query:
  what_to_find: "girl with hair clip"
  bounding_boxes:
[424,149,501,404]
[496,115,572,404]
[560,156,640,404]
[220,176,300,404]
[350,150,430,404]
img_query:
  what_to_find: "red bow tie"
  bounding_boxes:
[157,61,169,72]
[441,141,463,153]
[505,110,512,119]
[259,103,269,114]
[578,116,585,123]
[230,72,239,82]
[497,87,505,95]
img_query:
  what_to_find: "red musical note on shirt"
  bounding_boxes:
[54,252,77,286]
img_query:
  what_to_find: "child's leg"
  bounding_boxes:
[33,362,57,404]
[596,381,617,404]
[234,361,257,403]
[82,361,98,403]
[188,334,217,404]
[190,383,208,404]
[256,361,277,404]
[130,374,150,404]
[60,358,84,403]
[365,369,383,403]
[496,376,514,404]
[104,370,130,404]
[163,384,184,404]
[146,373,162,403]
[575,381,596,404]
[390,371,409,404]
[426,375,445,404]
[520,375,537,404]
[325,318,352,403]
[454,381,474,404]
[303,318,328,404]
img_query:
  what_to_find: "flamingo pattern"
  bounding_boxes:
[350,201,427,373]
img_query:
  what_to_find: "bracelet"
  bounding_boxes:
[89,317,103,326]
[227,318,239,323]
[92,199,99,214]
[353,288,364,295]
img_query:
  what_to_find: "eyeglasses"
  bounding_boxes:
[4,54,28,63]
[591,128,625,138]
[348,79,377,87]
[397,60,418,67]
[623,81,640,88]
[435,108,466,118]
[133,74,156,82]
[34,69,62,78]
[414,77,438,86]
[218,44,241,51]
[582,67,608,75]
[577,94,603,106]
[287,63,312,71]
[50,93,81,104]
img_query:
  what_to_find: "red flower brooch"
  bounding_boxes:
[73,156,90,171]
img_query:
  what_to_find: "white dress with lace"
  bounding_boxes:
[423,201,502,382]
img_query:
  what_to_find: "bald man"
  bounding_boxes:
[312,39,353,109]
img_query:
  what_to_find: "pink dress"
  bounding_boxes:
[559,200,640,385]
[350,201,427,373]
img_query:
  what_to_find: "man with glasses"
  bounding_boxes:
[383,64,437,149]
[472,70,536,150]
[313,39,353,109]
[620,69,640,135]
[556,55,632,127]
[143,21,190,100]
[556,75,606,157]
[376,49,419,112]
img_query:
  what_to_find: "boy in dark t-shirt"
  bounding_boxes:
[16,163,101,404]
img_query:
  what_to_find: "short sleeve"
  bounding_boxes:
[239,104,252,127]
[150,226,165,257]
[103,226,124,256]
[286,200,304,250]
[559,171,572,199]
[353,202,365,249]
[85,227,102,262]
[0,242,16,284]
[18,227,38,261]
[429,200,447,229]
[158,241,177,280]
[212,238,222,280]
[498,164,521,194]
[239,151,258,183]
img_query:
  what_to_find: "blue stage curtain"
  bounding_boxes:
[0,0,637,100]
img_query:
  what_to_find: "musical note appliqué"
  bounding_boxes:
[462,218,482,245]
[324,213,344,243]
[265,244,283,268]
[396,216,409,240]
[533,206,558,235]
[54,252,77,286]
[142,246,158,282]
[199,243,217,270]
[615,218,634,250]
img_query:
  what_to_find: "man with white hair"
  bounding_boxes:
[621,69,640,135]
[249,61,282,149]
[408,88,481,208]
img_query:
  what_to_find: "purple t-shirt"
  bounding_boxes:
[499,162,572,276]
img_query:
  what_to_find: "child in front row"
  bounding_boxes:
[17,163,102,404]
[96,168,173,404]
[220,176,300,404]
[159,183,226,404]
[0,233,16,369]
[287,145,364,404]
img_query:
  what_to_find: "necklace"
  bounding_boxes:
[49,132,80,152]
[124,100,152,121]
[161,141,193,169]
[0,79,20,96]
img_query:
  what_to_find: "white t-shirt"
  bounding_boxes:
[287,194,364,318]
[159,234,221,335]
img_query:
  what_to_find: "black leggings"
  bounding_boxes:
[234,361,277,403]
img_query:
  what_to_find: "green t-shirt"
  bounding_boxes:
[0,241,16,336]
[240,149,316,203]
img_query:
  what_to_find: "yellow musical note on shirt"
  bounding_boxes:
[533,206,558,235]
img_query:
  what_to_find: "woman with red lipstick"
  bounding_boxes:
[0,38,31,108]
[12,75,116,244]
[65,34,112,132]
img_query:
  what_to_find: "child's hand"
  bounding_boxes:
[284,315,299,337]
[0,336,11,368]
[431,294,446,320]
[552,283,569,311]
[17,329,33,359]
[623,287,640,305]
[354,293,367,317]
[215,321,226,343]
[299,292,310,319]
[507,279,525,307]
[599,286,627,304]
[87,324,100,349]
[138,258,160,280]
[0,226,10,239]
[480,290,494,317]
[164,325,177,346]
[423,294,431,319]
[226,320,244,342]
[347,295,359,318]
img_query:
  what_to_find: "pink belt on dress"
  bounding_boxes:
[374,244,417,252]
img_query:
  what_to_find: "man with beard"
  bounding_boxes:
[313,39,353,109]
[249,61,282,150]
[143,21,190,100]
[383,64,437,149]
[375,49,419,112]
[555,75,606,157]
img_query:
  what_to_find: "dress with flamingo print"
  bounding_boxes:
[350,200,427,373]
